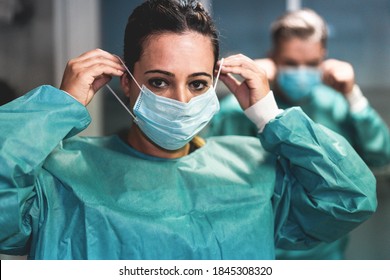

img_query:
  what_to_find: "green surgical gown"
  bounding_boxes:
[0,86,377,259]
[203,84,390,259]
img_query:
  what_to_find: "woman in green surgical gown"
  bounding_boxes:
[0,0,377,260]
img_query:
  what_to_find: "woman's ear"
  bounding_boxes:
[120,74,131,98]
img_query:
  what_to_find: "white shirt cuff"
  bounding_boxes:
[345,84,368,112]
[244,91,284,133]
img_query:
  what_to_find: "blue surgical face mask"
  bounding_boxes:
[106,57,222,151]
[133,84,220,150]
[277,67,322,102]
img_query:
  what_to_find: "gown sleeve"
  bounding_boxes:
[348,105,390,168]
[259,107,377,250]
[0,85,90,255]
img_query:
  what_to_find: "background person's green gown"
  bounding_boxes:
[203,84,389,259]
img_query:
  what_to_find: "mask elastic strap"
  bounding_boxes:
[114,55,142,91]
[105,84,137,120]
[214,58,224,88]
[104,55,141,121]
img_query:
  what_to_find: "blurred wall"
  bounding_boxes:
[304,0,390,89]
[0,0,54,95]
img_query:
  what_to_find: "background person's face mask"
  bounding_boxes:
[276,66,322,102]
[106,57,223,151]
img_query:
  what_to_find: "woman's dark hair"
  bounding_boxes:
[123,0,219,72]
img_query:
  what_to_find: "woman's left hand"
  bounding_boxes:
[218,54,270,110]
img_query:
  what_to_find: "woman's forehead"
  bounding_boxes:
[139,32,215,72]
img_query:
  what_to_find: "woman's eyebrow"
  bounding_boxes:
[144,70,212,79]
[144,69,174,76]
[189,72,212,79]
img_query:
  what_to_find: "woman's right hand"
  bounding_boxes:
[60,49,125,106]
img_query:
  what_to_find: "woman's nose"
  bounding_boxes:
[174,86,192,103]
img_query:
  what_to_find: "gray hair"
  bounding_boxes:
[271,8,328,48]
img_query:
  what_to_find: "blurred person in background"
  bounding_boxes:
[204,8,390,260]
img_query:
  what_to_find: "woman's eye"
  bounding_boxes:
[190,80,208,91]
[307,62,321,67]
[149,79,168,89]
